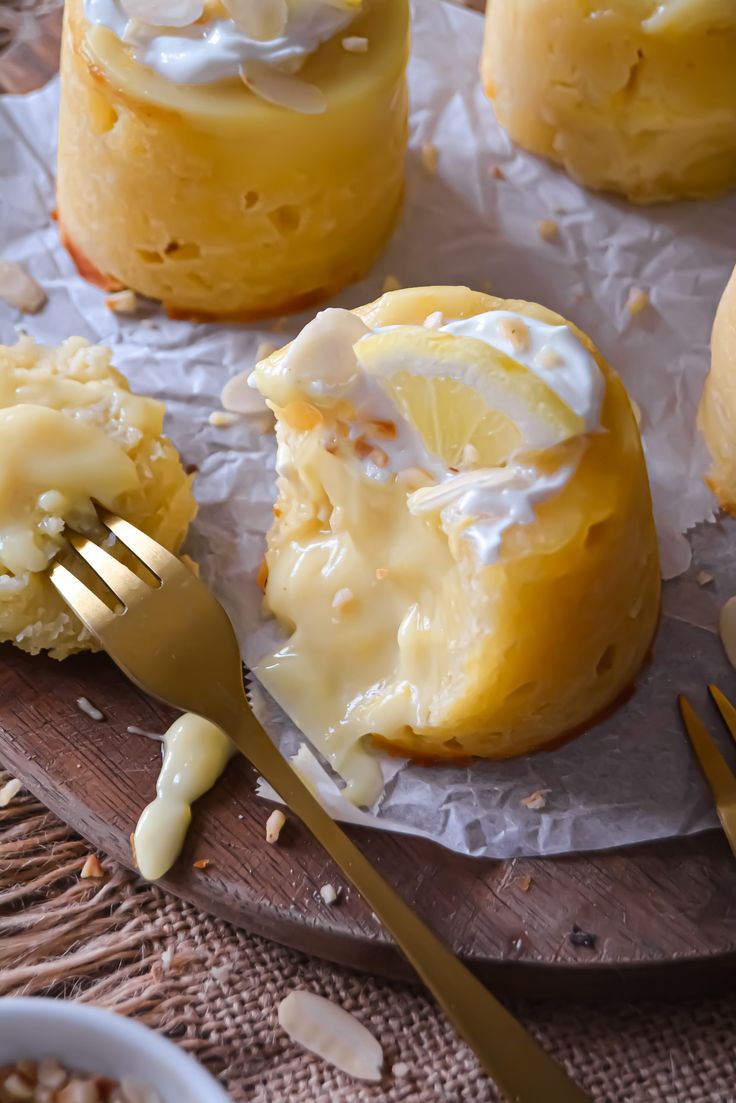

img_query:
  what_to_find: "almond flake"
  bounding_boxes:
[240,62,326,115]
[77,696,104,721]
[626,287,650,316]
[392,1062,410,1078]
[342,36,368,53]
[0,778,22,807]
[80,854,105,879]
[490,165,505,180]
[120,0,203,27]
[105,289,138,314]
[0,261,46,314]
[516,874,532,892]
[520,788,551,811]
[224,0,287,40]
[278,990,383,1081]
[534,345,562,370]
[421,142,439,176]
[208,410,239,428]
[192,858,211,870]
[498,316,530,353]
[266,808,286,843]
[537,218,559,242]
[221,369,271,417]
[697,570,714,587]
[319,883,338,905]
[423,310,444,329]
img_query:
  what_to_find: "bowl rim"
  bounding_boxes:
[0,998,231,1101]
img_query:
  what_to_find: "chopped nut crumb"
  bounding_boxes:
[382,274,402,293]
[80,854,105,880]
[423,310,444,329]
[697,570,714,587]
[192,858,210,870]
[392,1062,410,1078]
[208,410,239,428]
[332,587,355,610]
[266,808,286,844]
[105,289,138,315]
[375,567,389,580]
[0,260,47,313]
[498,316,530,353]
[490,165,505,180]
[421,142,439,176]
[626,287,650,316]
[537,218,559,242]
[0,1061,160,1102]
[520,787,551,811]
[534,345,562,370]
[319,883,338,905]
[516,875,532,892]
[342,35,368,53]
[0,778,22,808]
[77,696,104,721]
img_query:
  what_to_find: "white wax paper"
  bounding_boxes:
[2,0,736,857]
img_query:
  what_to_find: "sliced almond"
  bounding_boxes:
[120,0,203,27]
[278,990,383,1081]
[626,287,650,317]
[105,289,138,315]
[520,788,551,811]
[240,62,326,115]
[80,854,105,879]
[537,218,559,242]
[0,261,46,314]
[342,36,368,53]
[224,0,287,40]
[421,142,439,176]
[0,777,22,807]
[266,808,286,843]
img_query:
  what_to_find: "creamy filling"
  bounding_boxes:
[133,714,233,880]
[84,0,360,83]
[253,305,604,803]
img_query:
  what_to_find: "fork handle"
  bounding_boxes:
[237,715,589,1103]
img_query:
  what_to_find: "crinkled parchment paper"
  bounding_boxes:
[2,0,735,857]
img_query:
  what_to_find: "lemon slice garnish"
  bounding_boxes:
[354,327,584,468]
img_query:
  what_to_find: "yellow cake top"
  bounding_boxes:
[83,0,366,109]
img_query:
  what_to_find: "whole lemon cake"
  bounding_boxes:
[0,336,196,659]
[57,0,410,320]
[482,0,736,204]
[251,286,661,804]
[699,265,736,511]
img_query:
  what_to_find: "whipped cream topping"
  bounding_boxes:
[254,305,604,567]
[84,0,359,84]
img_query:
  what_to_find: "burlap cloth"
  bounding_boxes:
[1,771,735,1103]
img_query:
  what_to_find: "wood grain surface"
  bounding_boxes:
[2,642,736,1002]
[2,0,736,1004]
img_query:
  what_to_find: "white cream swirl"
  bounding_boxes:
[84,0,359,84]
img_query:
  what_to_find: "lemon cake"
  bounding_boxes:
[482,0,736,204]
[56,0,410,320]
[0,336,196,659]
[699,265,736,511]
[252,286,661,803]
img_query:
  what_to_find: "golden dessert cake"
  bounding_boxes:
[699,265,736,511]
[0,335,196,659]
[481,0,736,204]
[252,286,661,804]
[57,0,410,320]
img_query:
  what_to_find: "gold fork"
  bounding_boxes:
[678,687,736,858]
[50,509,590,1103]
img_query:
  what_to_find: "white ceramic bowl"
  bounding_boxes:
[0,998,230,1102]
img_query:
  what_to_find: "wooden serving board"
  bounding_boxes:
[2,641,736,1002]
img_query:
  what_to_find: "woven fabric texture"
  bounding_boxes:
[1,776,735,1103]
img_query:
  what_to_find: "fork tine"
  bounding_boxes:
[678,695,736,809]
[49,561,117,636]
[98,510,185,581]
[708,684,736,747]
[69,533,151,605]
